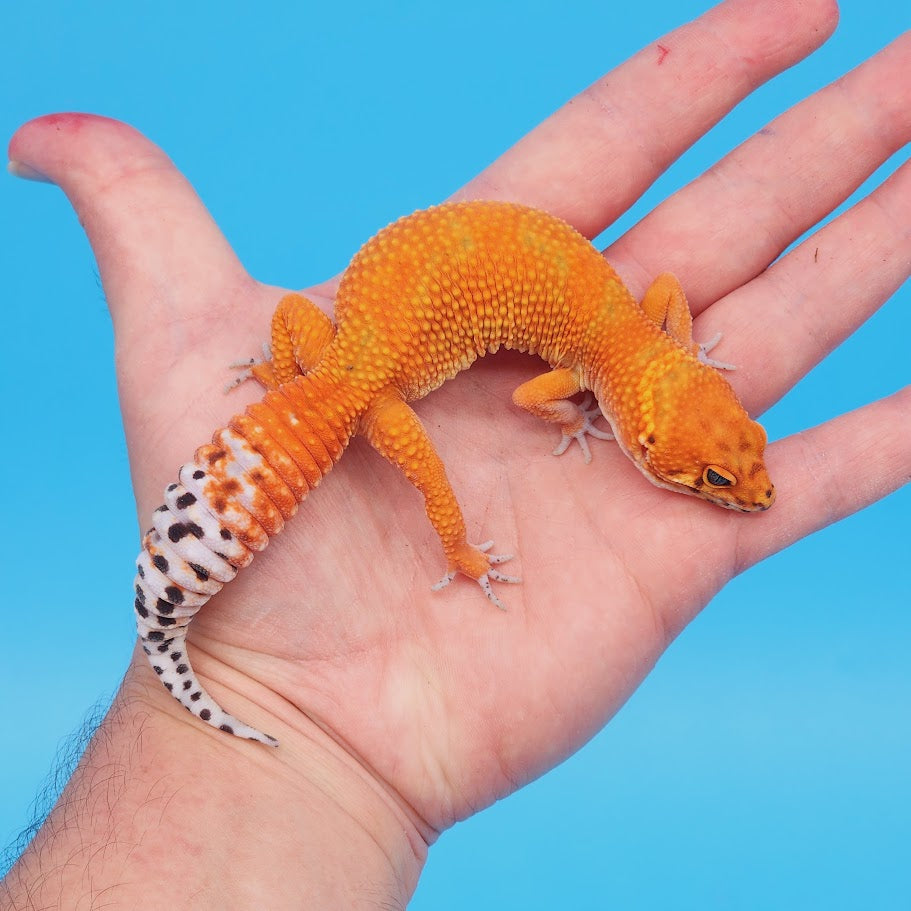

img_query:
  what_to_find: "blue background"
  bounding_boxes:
[1,1,908,907]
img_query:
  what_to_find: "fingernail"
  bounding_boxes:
[7,160,55,183]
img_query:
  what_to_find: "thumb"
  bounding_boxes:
[8,114,252,343]
[8,113,275,503]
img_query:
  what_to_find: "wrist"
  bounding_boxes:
[3,645,427,909]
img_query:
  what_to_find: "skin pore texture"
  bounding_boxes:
[3,1,910,908]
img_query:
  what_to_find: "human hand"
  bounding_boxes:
[6,0,908,903]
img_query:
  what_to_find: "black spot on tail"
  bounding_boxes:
[168,523,190,542]
[168,522,204,543]
[189,563,210,582]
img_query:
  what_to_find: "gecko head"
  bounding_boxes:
[636,364,775,512]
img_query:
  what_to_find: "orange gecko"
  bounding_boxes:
[134,200,774,745]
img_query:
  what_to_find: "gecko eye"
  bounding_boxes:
[703,466,736,488]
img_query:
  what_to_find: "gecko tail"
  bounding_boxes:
[132,371,359,746]
[139,628,279,747]
[133,462,282,747]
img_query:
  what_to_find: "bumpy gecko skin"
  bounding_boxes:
[134,201,774,745]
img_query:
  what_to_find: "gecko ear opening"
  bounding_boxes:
[703,465,736,488]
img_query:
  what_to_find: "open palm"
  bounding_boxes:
[10,0,909,842]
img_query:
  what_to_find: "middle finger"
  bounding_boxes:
[608,34,911,312]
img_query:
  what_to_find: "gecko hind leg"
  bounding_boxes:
[360,394,520,607]
[225,292,337,393]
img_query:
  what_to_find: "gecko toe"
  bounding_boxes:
[488,569,521,584]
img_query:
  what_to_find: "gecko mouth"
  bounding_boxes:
[700,491,775,512]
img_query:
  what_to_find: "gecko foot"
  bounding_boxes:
[552,393,614,464]
[697,332,736,371]
[224,342,273,392]
[431,540,520,610]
